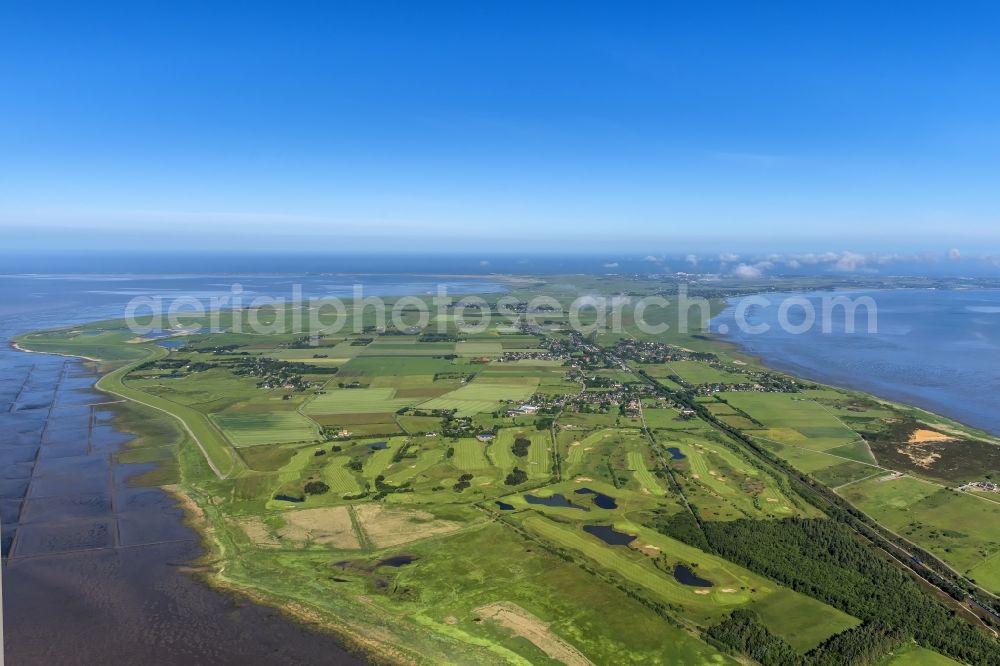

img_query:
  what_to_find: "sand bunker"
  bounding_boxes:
[474,602,594,666]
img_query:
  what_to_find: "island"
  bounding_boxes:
[14,274,1000,666]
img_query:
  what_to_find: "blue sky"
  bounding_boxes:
[2,1,1000,254]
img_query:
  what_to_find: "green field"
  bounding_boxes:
[841,475,1000,590]
[212,410,319,447]
[323,456,364,495]
[628,450,666,495]
[304,387,415,414]
[668,360,747,385]
[451,438,492,471]
[417,380,538,416]
[721,391,861,450]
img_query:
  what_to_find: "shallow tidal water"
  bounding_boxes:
[0,273,503,664]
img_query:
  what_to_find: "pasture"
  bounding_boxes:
[304,387,414,414]
[841,475,1000,590]
[211,410,319,447]
[720,392,860,450]
[668,360,747,385]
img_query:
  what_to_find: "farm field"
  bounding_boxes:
[211,410,319,447]
[304,387,415,414]
[719,391,862,450]
[668,360,747,385]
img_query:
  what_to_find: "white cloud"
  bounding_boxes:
[685,254,698,266]
[719,252,740,263]
[732,263,763,279]
[833,251,868,272]
[642,255,660,262]
[479,260,490,266]
[604,262,619,268]
[947,247,961,260]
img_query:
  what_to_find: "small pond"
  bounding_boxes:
[673,563,713,587]
[665,447,685,460]
[377,554,417,568]
[583,524,636,546]
[495,501,515,510]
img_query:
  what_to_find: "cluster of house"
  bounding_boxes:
[958,480,999,493]
[500,350,567,363]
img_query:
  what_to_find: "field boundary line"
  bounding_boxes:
[832,470,891,491]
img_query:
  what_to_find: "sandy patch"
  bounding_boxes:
[691,473,700,479]
[898,433,946,468]
[708,470,717,476]
[899,448,942,468]
[908,429,952,444]
[474,602,594,666]
[279,506,360,548]
[444,616,458,625]
[765,497,778,503]
[694,589,711,595]
[878,472,904,482]
[584,447,593,451]
[237,517,281,547]
[640,544,660,552]
[720,588,737,593]
[570,441,581,446]
[574,476,594,482]
[354,504,462,548]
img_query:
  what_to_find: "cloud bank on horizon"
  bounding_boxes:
[635,248,986,279]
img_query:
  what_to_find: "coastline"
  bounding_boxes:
[9,340,102,363]
[4,342,369,665]
[711,289,1000,439]
[161,484,393,664]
